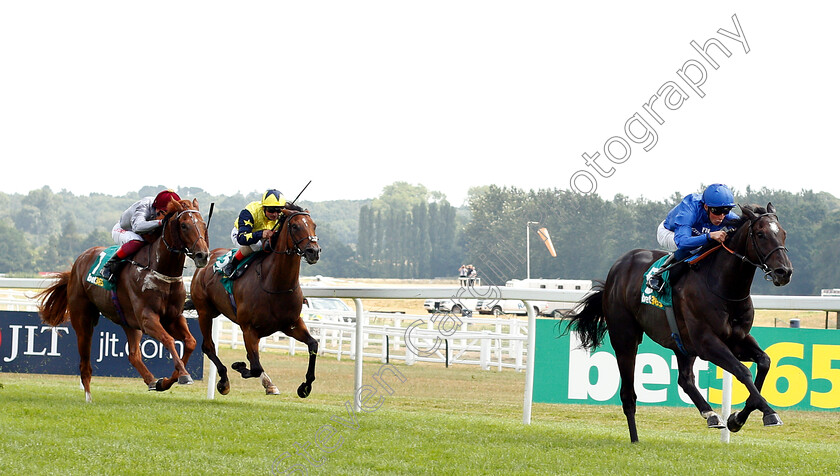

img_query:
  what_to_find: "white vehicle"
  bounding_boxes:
[497,279,593,317]
[302,297,355,321]
[475,298,535,316]
[423,298,477,316]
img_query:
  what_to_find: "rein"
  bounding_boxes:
[700,212,788,302]
[720,213,788,281]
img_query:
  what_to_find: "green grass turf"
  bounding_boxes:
[1,348,838,475]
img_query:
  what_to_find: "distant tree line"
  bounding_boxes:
[462,185,840,295]
[1,184,838,295]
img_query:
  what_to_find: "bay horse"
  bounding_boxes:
[37,198,210,402]
[189,205,321,397]
[565,203,792,442]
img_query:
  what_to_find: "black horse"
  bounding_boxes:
[565,203,792,443]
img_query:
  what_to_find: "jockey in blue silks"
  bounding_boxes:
[647,183,740,292]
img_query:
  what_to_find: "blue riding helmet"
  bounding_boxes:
[702,184,735,208]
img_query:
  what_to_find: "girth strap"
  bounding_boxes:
[664,305,688,356]
[110,290,130,328]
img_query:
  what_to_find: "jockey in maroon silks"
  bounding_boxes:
[101,190,181,283]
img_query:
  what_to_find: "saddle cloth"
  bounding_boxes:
[641,255,673,309]
[212,249,260,294]
[85,245,119,291]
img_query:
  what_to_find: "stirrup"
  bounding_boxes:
[647,275,665,293]
[101,260,122,284]
[223,262,244,280]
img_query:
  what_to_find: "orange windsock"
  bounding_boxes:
[537,227,557,257]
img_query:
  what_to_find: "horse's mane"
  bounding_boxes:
[165,199,196,214]
[726,204,769,230]
[715,204,771,250]
[738,204,768,220]
[284,203,304,212]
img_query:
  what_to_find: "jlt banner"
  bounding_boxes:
[0,310,203,379]
[534,319,839,411]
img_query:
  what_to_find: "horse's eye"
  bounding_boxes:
[756,232,765,239]
[181,223,188,230]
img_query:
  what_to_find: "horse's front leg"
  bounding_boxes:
[140,310,191,392]
[231,326,281,394]
[286,321,318,399]
[123,327,158,391]
[163,315,197,386]
[696,334,779,432]
[728,335,781,430]
[198,314,231,395]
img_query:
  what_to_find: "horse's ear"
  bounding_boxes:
[193,198,199,210]
[166,199,181,214]
[767,202,775,214]
[740,203,757,221]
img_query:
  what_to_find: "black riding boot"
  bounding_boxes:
[222,257,243,279]
[101,255,125,284]
[647,254,676,293]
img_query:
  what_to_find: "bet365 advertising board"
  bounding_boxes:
[534,319,839,411]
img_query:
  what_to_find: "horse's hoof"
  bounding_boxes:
[763,413,783,427]
[232,361,250,377]
[727,411,744,433]
[297,382,312,398]
[217,380,230,395]
[154,378,166,392]
[178,375,194,385]
[706,413,725,429]
[266,386,280,395]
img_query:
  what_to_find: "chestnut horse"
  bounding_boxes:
[38,198,210,402]
[565,204,793,442]
[189,205,321,397]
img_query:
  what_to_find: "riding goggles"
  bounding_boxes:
[709,206,733,216]
[265,207,283,213]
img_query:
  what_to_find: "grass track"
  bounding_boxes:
[2,348,839,475]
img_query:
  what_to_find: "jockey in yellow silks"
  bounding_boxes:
[222,189,286,279]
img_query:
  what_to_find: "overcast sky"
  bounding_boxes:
[2,2,836,207]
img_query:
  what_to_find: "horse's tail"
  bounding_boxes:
[562,282,608,349]
[37,271,71,327]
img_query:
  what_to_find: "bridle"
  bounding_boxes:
[161,208,208,259]
[269,211,318,257]
[721,212,788,281]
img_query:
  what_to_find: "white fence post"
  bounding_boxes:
[480,331,490,370]
[353,298,364,413]
[205,317,220,400]
[522,300,537,424]
[721,371,733,443]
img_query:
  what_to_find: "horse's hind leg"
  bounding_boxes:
[673,353,724,429]
[124,327,158,390]
[606,314,643,442]
[286,321,318,398]
[69,305,99,403]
